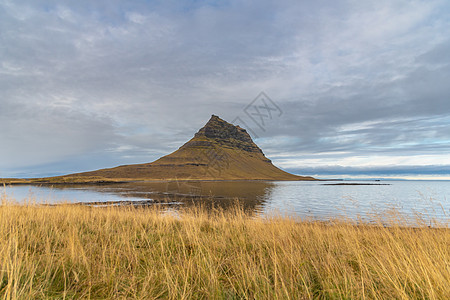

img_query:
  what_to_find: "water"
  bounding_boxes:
[1,180,449,225]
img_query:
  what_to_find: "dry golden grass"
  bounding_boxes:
[0,198,448,299]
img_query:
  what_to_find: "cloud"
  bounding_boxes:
[0,100,118,169]
[1,0,450,177]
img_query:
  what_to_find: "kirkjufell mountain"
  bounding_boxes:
[2,115,315,183]
[70,115,314,181]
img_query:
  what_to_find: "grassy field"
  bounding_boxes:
[0,199,448,299]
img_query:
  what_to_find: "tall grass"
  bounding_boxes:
[0,198,448,299]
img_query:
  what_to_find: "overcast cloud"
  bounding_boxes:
[1,0,449,179]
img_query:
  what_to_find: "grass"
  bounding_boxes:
[0,199,448,299]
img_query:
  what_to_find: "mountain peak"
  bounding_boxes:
[195,115,252,143]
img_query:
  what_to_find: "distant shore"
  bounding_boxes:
[1,176,320,185]
[323,183,391,186]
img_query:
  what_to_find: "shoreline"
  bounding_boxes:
[1,177,321,186]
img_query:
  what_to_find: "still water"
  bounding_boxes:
[2,180,449,225]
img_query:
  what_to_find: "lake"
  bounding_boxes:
[2,180,449,226]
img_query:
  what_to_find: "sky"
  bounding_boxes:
[1,0,450,180]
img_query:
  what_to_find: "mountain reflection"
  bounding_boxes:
[53,181,276,213]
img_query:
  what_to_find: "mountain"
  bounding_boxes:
[3,115,315,183]
[68,115,314,181]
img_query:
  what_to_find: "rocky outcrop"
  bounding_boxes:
[190,115,263,154]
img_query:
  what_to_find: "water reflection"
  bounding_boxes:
[77,181,276,213]
[2,180,449,225]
